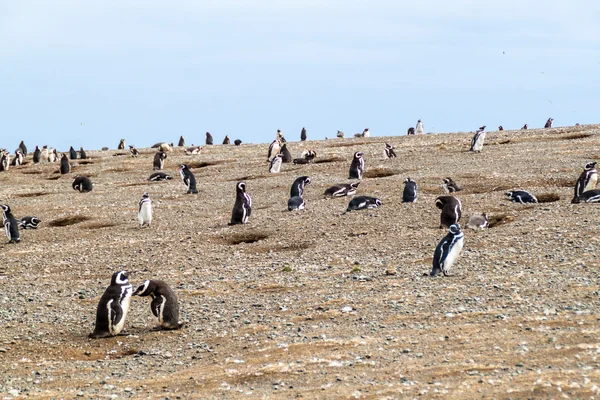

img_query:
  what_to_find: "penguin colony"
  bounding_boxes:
[1,120,596,340]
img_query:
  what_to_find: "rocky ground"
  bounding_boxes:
[1,125,600,399]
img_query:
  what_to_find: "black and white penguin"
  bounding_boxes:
[354,128,369,138]
[384,143,397,158]
[0,151,9,171]
[290,176,311,198]
[206,132,213,145]
[267,139,281,161]
[1,204,21,244]
[294,150,316,164]
[230,182,252,225]
[336,130,345,138]
[89,271,133,338]
[402,178,418,203]
[129,145,139,158]
[416,120,424,135]
[40,146,48,162]
[443,177,462,193]
[79,147,87,159]
[573,162,598,203]
[300,127,307,141]
[505,190,537,204]
[33,146,41,164]
[69,146,78,160]
[138,192,152,228]
[234,139,242,146]
[118,139,125,150]
[466,213,488,229]
[572,189,600,203]
[185,146,201,155]
[521,123,528,130]
[178,136,185,147]
[435,196,462,228]
[346,196,382,212]
[19,216,41,230]
[323,182,360,198]
[10,149,23,167]
[348,152,364,180]
[133,280,183,330]
[276,129,286,143]
[269,154,283,173]
[470,127,486,152]
[72,175,93,192]
[288,196,306,211]
[153,151,166,170]
[148,172,173,181]
[544,118,553,128]
[280,144,292,163]
[223,135,230,145]
[60,154,70,174]
[19,141,27,155]
[430,223,464,277]
[179,164,198,194]
[407,127,415,135]
[498,126,504,131]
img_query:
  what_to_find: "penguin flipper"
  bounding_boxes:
[150,297,161,318]
[110,301,124,328]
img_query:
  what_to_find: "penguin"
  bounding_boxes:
[300,127,307,141]
[402,178,418,203]
[293,150,317,164]
[10,149,23,167]
[178,136,185,147]
[505,190,537,204]
[280,144,292,163]
[40,146,49,162]
[324,182,360,198]
[158,143,172,153]
[287,196,306,211]
[498,125,504,131]
[348,152,364,180]
[572,189,600,203]
[118,139,125,150]
[79,147,87,159]
[234,139,242,146]
[148,172,173,181]
[336,130,345,138]
[153,151,166,170]
[521,124,528,130]
[0,152,8,171]
[129,145,139,157]
[267,139,281,161]
[185,146,201,155]
[69,146,78,160]
[89,271,133,338]
[290,176,311,198]
[19,141,27,156]
[443,177,462,193]
[416,119,424,135]
[384,143,397,158]
[33,146,41,163]
[435,196,462,228]
[430,223,464,277]
[19,216,41,230]
[269,154,283,173]
[544,118,553,128]
[48,148,58,163]
[276,129,286,143]
[206,132,213,145]
[223,135,230,145]
[229,181,252,225]
[1,204,21,244]
[179,164,198,194]
[478,125,486,132]
[470,128,486,152]
[362,128,370,138]
[466,213,488,229]
[293,158,310,165]
[60,153,70,174]
[138,192,152,228]
[133,280,183,330]
[573,162,597,202]
[345,196,382,212]
[72,175,93,192]
[407,127,415,135]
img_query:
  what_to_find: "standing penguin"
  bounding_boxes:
[178,136,185,147]
[11,149,23,167]
[521,124,528,130]
[40,146,49,162]
[69,146,78,160]
[153,151,166,170]
[179,164,198,194]
[129,145,139,157]
[300,127,307,141]
[33,146,41,163]
[435,196,462,228]
[138,192,152,228]
[402,178,418,203]
[384,143,397,158]
[290,176,311,198]
[348,152,364,180]
[133,280,183,330]
[407,127,415,135]
[72,175,93,192]
[443,177,462,193]
[60,153,71,174]
[498,125,504,131]
[430,223,464,277]
[267,139,281,161]
[1,204,21,244]
[573,162,598,203]
[470,126,486,152]
[324,182,360,197]
[206,132,213,145]
[416,119,424,135]
[19,141,27,156]
[230,182,252,225]
[269,154,283,173]
[223,135,230,145]
[336,130,345,138]
[79,147,87,159]
[118,139,125,150]
[544,118,553,128]
[48,148,58,163]
[89,271,133,338]
[280,144,292,163]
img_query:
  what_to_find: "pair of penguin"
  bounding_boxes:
[288,176,311,211]
[89,271,183,338]
[268,144,292,173]
[2,204,43,244]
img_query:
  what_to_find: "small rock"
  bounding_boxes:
[341,306,352,313]
[385,269,397,276]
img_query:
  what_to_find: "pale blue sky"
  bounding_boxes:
[1,1,599,150]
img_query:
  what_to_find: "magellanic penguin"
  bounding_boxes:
[443,177,462,193]
[73,175,93,192]
[79,147,87,159]
[354,128,369,138]
[48,148,58,163]
[267,139,281,161]
[293,150,316,164]
[179,164,198,194]
[1,204,21,243]
[290,176,311,198]
[470,127,486,152]
[134,280,183,330]
[435,196,462,228]
[206,132,213,145]
[19,141,27,155]
[276,129,286,143]
[300,127,307,141]
[348,152,364,180]
[573,162,598,203]
[69,146,78,160]
[60,153,70,174]
[118,139,125,150]
[40,146,48,162]
[223,135,230,145]
[384,143,397,158]
[506,190,537,204]
[466,213,488,229]
[10,149,23,167]
[138,192,152,228]
[498,125,504,131]
[33,146,41,163]
[345,196,382,212]
[230,182,252,225]
[0,151,9,171]
[185,146,201,155]
[234,139,242,146]
[153,151,167,170]
[129,145,139,157]
[402,178,418,203]
[416,120,424,135]
[336,130,345,139]
[178,136,185,147]
[573,189,600,203]
[269,154,283,173]
[280,144,292,163]
[148,172,173,181]
[288,196,306,211]
[89,271,133,338]
[19,216,41,230]
[324,182,359,198]
[407,127,415,135]
[544,118,553,128]
[521,123,528,130]
[430,223,464,277]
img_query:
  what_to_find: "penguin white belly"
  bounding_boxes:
[473,133,486,151]
[585,173,598,192]
[442,238,464,274]
[158,296,167,325]
[138,203,152,226]
[416,123,424,134]
[112,287,132,334]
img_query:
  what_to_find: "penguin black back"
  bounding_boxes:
[280,144,292,163]
[19,141,27,155]
[223,135,230,145]
[73,175,93,192]
[60,154,70,174]
[69,146,78,160]
[402,178,418,203]
[324,182,359,198]
[134,279,183,330]
[79,147,87,159]
[230,181,252,225]
[435,196,462,228]
[179,164,198,194]
[153,151,166,170]
[290,176,311,198]
[1,204,21,243]
[300,127,307,141]
[234,139,242,146]
[33,146,41,163]
[178,136,185,147]
[206,132,213,145]
[349,152,364,180]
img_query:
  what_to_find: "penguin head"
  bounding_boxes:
[585,162,597,170]
[449,223,462,234]
[374,198,383,206]
[237,182,246,192]
[505,191,515,199]
[133,280,153,296]
[0,204,10,213]
[111,271,129,285]
[404,177,414,185]
[179,164,189,171]
[301,176,311,185]
[350,182,360,189]
[354,152,363,159]
[443,178,451,184]
[498,125,503,130]
[385,143,393,149]
[142,192,150,199]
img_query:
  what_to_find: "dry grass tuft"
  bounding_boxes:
[187,160,227,169]
[46,175,62,180]
[20,170,43,175]
[48,215,92,227]
[104,166,133,173]
[537,193,561,203]
[83,221,119,229]
[363,168,399,179]
[314,157,345,164]
[325,141,364,148]
[488,214,516,228]
[78,160,95,165]
[225,232,270,245]
[14,191,49,198]
[561,133,592,140]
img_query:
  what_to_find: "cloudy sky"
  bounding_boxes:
[1,1,598,150]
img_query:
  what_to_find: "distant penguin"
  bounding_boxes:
[416,119,424,135]
[290,176,311,198]
[0,152,8,171]
[19,141,27,155]
[234,139,242,146]
[443,177,462,193]
[402,178,418,203]
[348,152,364,180]
[138,192,152,228]
[280,144,292,163]
[505,190,537,204]
[1,204,21,244]
[276,129,286,143]
[79,147,87,159]
[521,123,528,130]
[223,135,230,145]
[33,146,41,163]
[11,149,23,167]
[324,182,360,198]
[384,143,396,158]
[48,148,58,163]
[407,127,415,135]
[133,280,183,330]
[185,146,201,155]
[269,154,283,173]
[544,118,553,128]
[346,196,382,212]
[60,153,71,174]
[153,151,166,170]
[354,128,369,138]
[40,146,48,162]
[19,216,41,230]
[288,196,306,211]
[230,182,252,225]
[470,127,486,152]
[148,172,173,181]
[129,145,139,157]
[430,223,464,277]
[178,136,185,147]
[498,125,504,131]
[435,196,462,228]
[572,189,600,203]
[118,139,125,150]
[466,213,488,229]
[573,162,598,203]
[69,146,78,160]
[179,164,198,194]
[300,127,307,141]
[267,139,281,161]
[336,130,345,138]
[89,271,133,338]
[206,132,213,145]
[72,175,93,192]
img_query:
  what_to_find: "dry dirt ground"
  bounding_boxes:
[1,126,600,399]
